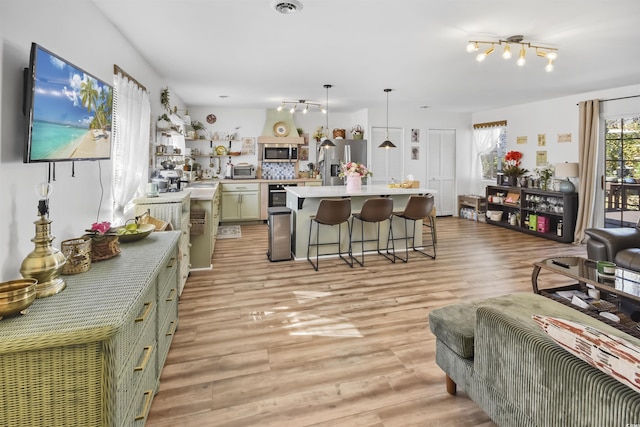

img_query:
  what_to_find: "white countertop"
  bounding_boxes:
[285,185,437,198]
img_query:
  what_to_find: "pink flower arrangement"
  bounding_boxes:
[90,221,112,234]
[339,162,372,178]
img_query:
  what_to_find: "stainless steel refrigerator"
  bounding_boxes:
[319,139,368,186]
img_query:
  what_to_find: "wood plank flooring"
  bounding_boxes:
[146,217,587,427]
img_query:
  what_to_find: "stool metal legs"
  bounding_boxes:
[351,216,395,266]
[388,216,436,263]
[307,219,353,271]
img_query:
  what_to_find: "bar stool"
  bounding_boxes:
[350,197,395,266]
[388,194,436,262]
[307,198,353,271]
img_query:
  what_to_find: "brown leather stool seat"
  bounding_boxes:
[307,198,353,271]
[389,194,436,262]
[351,197,395,266]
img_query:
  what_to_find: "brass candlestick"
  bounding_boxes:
[20,183,66,298]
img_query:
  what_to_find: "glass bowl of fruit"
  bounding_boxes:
[113,220,156,243]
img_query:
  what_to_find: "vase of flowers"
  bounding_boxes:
[313,126,327,142]
[535,165,554,190]
[503,151,528,186]
[339,162,372,191]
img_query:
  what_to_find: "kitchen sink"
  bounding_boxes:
[188,180,219,188]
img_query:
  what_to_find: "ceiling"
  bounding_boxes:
[91,0,640,114]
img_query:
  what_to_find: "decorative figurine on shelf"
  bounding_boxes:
[502,151,528,186]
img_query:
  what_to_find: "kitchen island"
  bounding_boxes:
[285,185,437,260]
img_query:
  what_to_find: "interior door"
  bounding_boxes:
[427,129,456,216]
[370,126,403,185]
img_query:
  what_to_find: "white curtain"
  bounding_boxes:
[112,73,150,224]
[471,127,501,194]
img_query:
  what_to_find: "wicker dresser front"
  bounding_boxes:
[0,231,181,427]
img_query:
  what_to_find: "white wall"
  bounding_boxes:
[0,1,173,281]
[184,105,472,190]
[471,83,640,195]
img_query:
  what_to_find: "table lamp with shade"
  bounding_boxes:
[555,162,579,193]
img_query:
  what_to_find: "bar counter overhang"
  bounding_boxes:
[285,185,438,260]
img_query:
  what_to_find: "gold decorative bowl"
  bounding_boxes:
[113,223,155,243]
[0,278,37,319]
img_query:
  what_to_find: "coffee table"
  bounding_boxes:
[532,256,640,338]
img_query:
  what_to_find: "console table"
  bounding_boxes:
[0,231,180,426]
[486,185,577,243]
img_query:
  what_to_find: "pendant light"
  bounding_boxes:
[320,84,335,148]
[379,88,396,148]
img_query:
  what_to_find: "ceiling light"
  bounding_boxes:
[320,84,335,148]
[379,89,396,149]
[502,44,512,59]
[517,47,526,66]
[271,0,303,14]
[274,99,323,114]
[476,45,494,62]
[545,59,554,72]
[466,35,558,71]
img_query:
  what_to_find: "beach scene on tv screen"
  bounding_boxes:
[30,47,113,161]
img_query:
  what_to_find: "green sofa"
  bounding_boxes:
[429,293,640,426]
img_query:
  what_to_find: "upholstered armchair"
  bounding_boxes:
[585,227,640,271]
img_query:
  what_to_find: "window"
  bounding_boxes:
[475,126,507,180]
[604,116,640,227]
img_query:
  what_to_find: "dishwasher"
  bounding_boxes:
[267,206,292,262]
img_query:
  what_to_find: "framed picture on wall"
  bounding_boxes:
[300,146,309,161]
[411,128,420,143]
[411,146,419,160]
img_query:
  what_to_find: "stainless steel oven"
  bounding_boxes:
[268,183,297,207]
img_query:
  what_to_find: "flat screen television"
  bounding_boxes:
[23,43,113,163]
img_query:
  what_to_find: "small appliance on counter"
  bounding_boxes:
[231,163,256,179]
[154,169,183,192]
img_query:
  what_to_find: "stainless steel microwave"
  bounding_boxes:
[263,144,298,162]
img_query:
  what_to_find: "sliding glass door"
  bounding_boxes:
[604,116,640,227]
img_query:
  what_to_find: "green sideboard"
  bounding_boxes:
[0,231,180,426]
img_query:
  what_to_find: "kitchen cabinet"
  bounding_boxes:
[135,192,191,294]
[485,185,578,243]
[221,183,260,221]
[0,232,180,427]
[190,186,221,269]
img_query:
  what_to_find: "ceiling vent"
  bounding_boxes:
[271,0,303,14]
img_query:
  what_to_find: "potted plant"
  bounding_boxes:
[535,165,554,190]
[313,126,326,142]
[351,125,364,139]
[160,87,170,112]
[157,113,171,130]
[503,151,528,186]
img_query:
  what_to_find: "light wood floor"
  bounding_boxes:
[146,217,587,427]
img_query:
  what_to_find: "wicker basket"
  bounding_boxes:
[190,208,206,235]
[61,237,92,274]
[136,210,170,231]
[85,234,121,262]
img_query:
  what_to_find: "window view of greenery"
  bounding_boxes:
[605,116,640,227]
[481,128,507,180]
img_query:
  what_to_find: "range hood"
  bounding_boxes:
[258,109,304,144]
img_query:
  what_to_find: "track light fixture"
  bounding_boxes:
[275,99,325,114]
[467,35,558,72]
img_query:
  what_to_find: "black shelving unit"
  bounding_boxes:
[485,185,578,243]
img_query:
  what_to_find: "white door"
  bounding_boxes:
[427,129,456,216]
[370,126,404,185]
